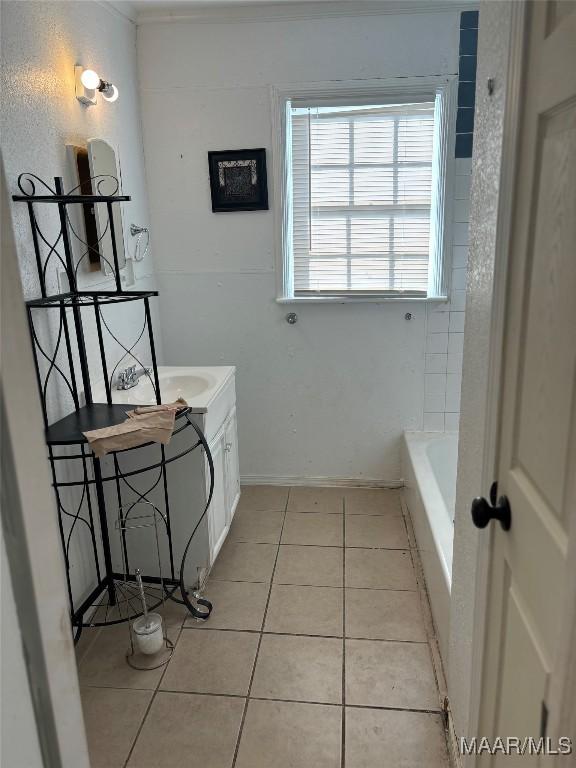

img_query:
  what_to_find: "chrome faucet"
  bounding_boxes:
[116,365,151,390]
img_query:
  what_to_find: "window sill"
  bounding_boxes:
[276,296,449,305]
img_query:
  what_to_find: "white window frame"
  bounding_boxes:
[271,76,457,303]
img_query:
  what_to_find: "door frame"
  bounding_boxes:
[466,1,576,760]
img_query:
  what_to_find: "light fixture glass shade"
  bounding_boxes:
[80,69,100,90]
[102,84,119,103]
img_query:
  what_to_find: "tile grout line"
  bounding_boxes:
[230,488,291,768]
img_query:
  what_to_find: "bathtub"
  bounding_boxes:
[401,431,458,664]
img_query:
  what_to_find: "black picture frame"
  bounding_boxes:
[208,148,269,212]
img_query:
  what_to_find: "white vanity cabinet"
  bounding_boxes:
[205,405,240,564]
[99,365,239,591]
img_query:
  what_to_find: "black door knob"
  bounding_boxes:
[471,494,512,531]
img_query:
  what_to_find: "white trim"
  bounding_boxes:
[271,75,457,303]
[276,295,448,304]
[241,475,404,489]
[465,2,526,759]
[136,1,479,25]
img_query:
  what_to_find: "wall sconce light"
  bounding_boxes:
[75,65,119,106]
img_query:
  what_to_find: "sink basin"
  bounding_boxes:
[92,366,235,413]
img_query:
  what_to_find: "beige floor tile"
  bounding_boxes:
[237,485,290,511]
[251,634,343,704]
[288,486,344,514]
[82,687,152,768]
[187,580,269,630]
[265,584,343,637]
[345,707,449,768]
[228,508,284,544]
[281,512,343,547]
[127,692,244,768]
[274,545,344,587]
[161,629,258,695]
[345,515,409,549]
[236,699,341,768]
[345,589,426,642]
[344,488,403,516]
[345,639,440,710]
[345,548,417,590]
[209,541,277,583]
[79,623,165,690]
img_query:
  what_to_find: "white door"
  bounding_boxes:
[224,407,241,522]
[477,2,576,760]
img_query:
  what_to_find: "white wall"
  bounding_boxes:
[138,9,461,482]
[0,0,161,605]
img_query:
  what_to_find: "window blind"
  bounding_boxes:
[289,101,435,297]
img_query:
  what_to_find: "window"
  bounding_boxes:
[274,79,455,301]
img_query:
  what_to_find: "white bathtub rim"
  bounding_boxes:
[403,431,455,591]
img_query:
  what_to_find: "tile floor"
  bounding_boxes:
[78,486,450,768]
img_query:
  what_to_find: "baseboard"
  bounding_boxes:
[240,475,404,489]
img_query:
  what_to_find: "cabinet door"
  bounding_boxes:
[206,432,227,565]
[224,407,241,522]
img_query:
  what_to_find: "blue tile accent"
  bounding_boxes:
[456,107,475,134]
[456,12,478,158]
[458,82,476,108]
[455,134,473,158]
[460,10,479,29]
[459,55,477,82]
[459,28,478,56]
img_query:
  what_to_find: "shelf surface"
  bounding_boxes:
[27,289,159,308]
[46,404,136,445]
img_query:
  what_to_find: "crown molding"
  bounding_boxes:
[136,1,479,25]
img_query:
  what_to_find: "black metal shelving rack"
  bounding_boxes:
[13,173,208,642]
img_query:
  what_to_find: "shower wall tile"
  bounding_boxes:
[427,311,450,334]
[426,333,449,355]
[424,412,445,432]
[445,412,460,432]
[449,312,466,333]
[425,353,448,374]
[452,246,469,268]
[423,10,473,432]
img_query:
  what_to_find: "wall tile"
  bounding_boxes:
[448,332,465,355]
[458,55,477,81]
[450,290,467,312]
[452,267,468,290]
[449,311,466,333]
[459,28,478,56]
[460,10,479,29]
[455,158,472,176]
[425,353,448,374]
[424,412,445,432]
[455,133,473,158]
[426,333,449,354]
[456,107,475,134]
[444,412,460,431]
[425,373,447,396]
[447,352,463,374]
[453,200,470,224]
[452,245,469,268]
[427,311,450,333]
[425,391,446,413]
[445,373,462,411]
[453,223,470,247]
[455,174,471,200]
